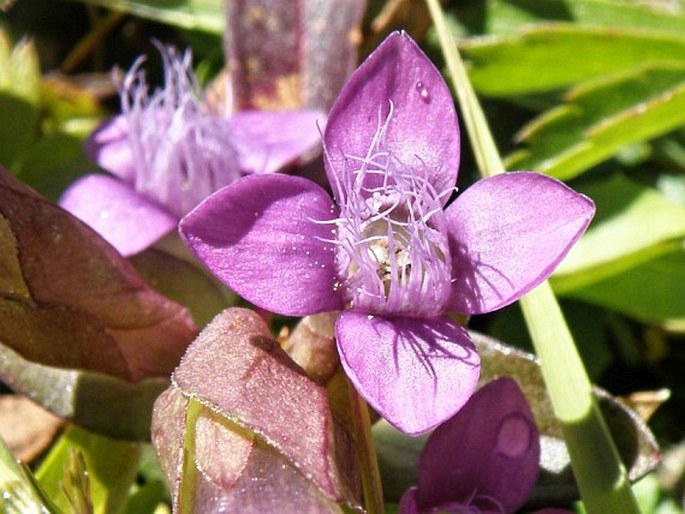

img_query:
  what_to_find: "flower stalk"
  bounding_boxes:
[424,0,641,512]
[347,378,384,514]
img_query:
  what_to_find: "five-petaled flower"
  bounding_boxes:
[180,32,595,434]
[399,377,572,514]
[60,44,323,256]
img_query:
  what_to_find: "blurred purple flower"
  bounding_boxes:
[60,44,324,256]
[400,378,572,514]
[179,32,595,434]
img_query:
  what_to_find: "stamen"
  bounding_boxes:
[119,44,239,217]
[328,101,454,317]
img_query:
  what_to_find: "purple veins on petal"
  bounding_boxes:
[335,313,479,435]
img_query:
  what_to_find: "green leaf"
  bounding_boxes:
[36,425,141,514]
[0,435,60,514]
[0,32,40,103]
[119,445,169,513]
[0,34,41,169]
[489,300,613,381]
[0,94,40,170]
[13,131,99,201]
[0,343,168,439]
[65,0,224,33]
[372,420,427,503]
[552,174,685,291]
[59,450,93,514]
[480,0,685,39]
[507,64,685,179]
[461,25,685,96]
[564,248,685,331]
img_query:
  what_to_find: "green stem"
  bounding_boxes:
[424,0,503,178]
[178,398,202,514]
[424,1,641,513]
[520,285,638,512]
[347,378,384,514]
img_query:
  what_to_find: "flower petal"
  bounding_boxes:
[323,31,459,205]
[229,110,325,174]
[445,172,595,315]
[84,116,135,182]
[335,312,479,435]
[398,487,420,514]
[59,174,176,256]
[180,174,343,316]
[417,378,539,513]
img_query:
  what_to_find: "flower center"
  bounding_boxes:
[122,45,240,218]
[331,102,453,317]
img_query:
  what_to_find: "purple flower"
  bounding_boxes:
[179,32,595,434]
[399,377,570,514]
[59,44,324,256]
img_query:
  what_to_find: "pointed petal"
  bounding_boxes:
[335,312,479,435]
[180,174,343,316]
[323,31,459,204]
[84,116,135,182]
[445,172,595,315]
[59,174,176,257]
[229,110,325,174]
[417,378,539,513]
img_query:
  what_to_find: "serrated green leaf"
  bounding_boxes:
[461,25,685,96]
[507,64,685,179]
[564,248,685,331]
[65,0,224,32]
[481,0,685,39]
[552,175,685,290]
[36,426,141,514]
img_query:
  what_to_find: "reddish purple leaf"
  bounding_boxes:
[152,308,361,512]
[0,166,196,382]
